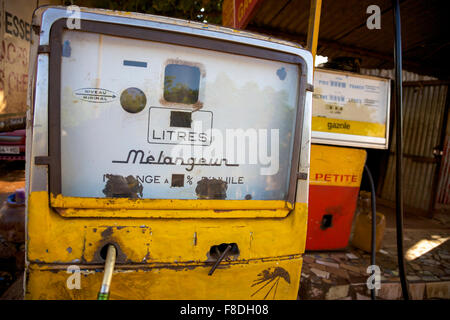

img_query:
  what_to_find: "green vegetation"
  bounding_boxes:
[67,0,223,24]
[164,75,199,104]
[120,87,147,113]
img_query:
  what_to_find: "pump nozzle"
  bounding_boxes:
[97,244,116,300]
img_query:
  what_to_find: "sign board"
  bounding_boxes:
[0,0,35,131]
[311,68,391,149]
[59,29,302,201]
[222,0,262,29]
[0,0,60,132]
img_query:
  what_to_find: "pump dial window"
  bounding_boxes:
[163,64,200,104]
[120,87,147,113]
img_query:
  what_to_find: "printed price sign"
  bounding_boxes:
[311,68,391,149]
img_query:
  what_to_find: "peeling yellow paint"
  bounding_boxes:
[26,257,303,300]
[58,207,290,218]
[51,193,293,211]
[26,191,308,299]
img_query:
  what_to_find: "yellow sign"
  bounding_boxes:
[312,68,390,149]
[309,144,367,187]
[312,116,386,138]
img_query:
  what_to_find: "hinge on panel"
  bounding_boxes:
[32,24,41,35]
[34,156,50,165]
[38,45,50,54]
[306,83,314,92]
[297,172,308,180]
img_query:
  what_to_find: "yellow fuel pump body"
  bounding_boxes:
[25,7,313,299]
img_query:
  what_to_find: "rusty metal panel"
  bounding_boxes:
[379,83,448,211]
[436,134,450,207]
[360,68,438,82]
[248,0,449,78]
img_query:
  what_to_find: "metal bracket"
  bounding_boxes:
[32,24,41,35]
[34,156,50,165]
[297,172,308,180]
[38,45,50,54]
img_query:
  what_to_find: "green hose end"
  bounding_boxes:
[97,292,110,300]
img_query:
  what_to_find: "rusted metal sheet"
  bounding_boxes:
[378,82,448,212]
[436,134,450,208]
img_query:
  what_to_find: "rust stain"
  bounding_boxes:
[100,227,113,238]
[102,174,143,199]
[91,240,128,264]
[158,97,203,111]
[143,250,151,262]
[195,178,227,200]
[86,227,131,264]
[96,35,103,89]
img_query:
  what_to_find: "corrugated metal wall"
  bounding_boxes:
[436,134,450,207]
[360,68,437,82]
[362,68,448,212]
[384,84,447,211]
[360,68,448,212]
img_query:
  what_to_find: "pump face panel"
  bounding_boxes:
[59,29,300,201]
[25,7,313,300]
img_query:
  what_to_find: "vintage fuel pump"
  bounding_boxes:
[306,68,391,251]
[24,6,313,299]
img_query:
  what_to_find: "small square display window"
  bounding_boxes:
[164,64,200,104]
[170,111,192,128]
[171,174,185,187]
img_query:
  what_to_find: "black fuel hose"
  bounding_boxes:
[363,164,377,300]
[392,0,410,300]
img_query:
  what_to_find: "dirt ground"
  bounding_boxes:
[0,161,25,203]
[299,201,450,300]
[0,161,25,299]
